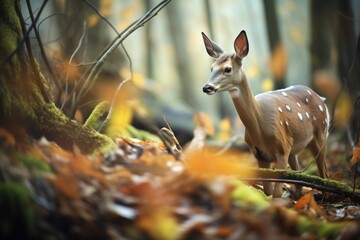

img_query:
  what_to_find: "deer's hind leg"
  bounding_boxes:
[308,137,329,179]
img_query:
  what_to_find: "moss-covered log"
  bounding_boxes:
[0,0,114,153]
[244,168,360,201]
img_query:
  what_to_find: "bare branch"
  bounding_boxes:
[69,0,172,117]
[97,78,132,133]
[26,0,62,95]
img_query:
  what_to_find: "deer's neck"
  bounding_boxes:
[229,74,262,142]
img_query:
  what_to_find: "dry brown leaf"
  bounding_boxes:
[52,173,81,200]
[0,128,16,146]
[350,141,360,167]
[313,70,340,99]
[294,192,312,210]
[70,149,108,185]
[294,191,326,219]
[193,112,214,136]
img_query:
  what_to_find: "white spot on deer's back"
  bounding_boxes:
[281,92,288,97]
[278,107,283,113]
[297,112,303,121]
[313,116,316,121]
[285,104,291,112]
[307,90,312,95]
[305,112,310,120]
[297,102,301,108]
[305,97,309,104]
[285,120,289,126]
[318,105,323,112]
[280,120,283,125]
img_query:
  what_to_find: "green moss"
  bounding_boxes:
[126,125,161,142]
[0,182,35,238]
[297,214,355,238]
[231,179,270,211]
[84,101,110,129]
[18,154,51,173]
[35,102,116,154]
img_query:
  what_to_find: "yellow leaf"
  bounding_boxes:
[138,209,180,240]
[87,14,99,28]
[261,78,274,92]
[334,92,353,127]
[99,0,113,17]
[107,102,133,136]
[185,148,254,179]
[218,118,232,141]
[120,68,145,88]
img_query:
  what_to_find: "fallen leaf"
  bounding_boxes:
[185,148,254,179]
[350,140,360,167]
[0,128,15,146]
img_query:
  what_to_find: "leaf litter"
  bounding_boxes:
[0,123,360,240]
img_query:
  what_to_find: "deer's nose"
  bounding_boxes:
[203,84,216,93]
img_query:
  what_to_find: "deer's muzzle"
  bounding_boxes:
[202,84,217,95]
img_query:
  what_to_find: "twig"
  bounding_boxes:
[18,0,50,102]
[26,0,62,95]
[70,0,172,118]
[60,21,88,110]
[97,78,132,133]
[82,0,134,80]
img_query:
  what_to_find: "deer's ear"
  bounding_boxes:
[202,32,223,58]
[234,30,249,59]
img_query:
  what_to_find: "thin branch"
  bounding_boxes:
[26,0,62,95]
[60,21,88,110]
[70,0,172,118]
[97,78,132,133]
[0,0,48,71]
[19,0,50,102]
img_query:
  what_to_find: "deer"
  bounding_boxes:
[201,30,330,197]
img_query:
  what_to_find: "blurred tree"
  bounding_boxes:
[311,0,360,139]
[263,0,285,89]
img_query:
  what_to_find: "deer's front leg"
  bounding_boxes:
[257,160,273,196]
[273,154,288,198]
[289,154,303,194]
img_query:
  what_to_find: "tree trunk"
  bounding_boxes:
[263,0,285,89]
[0,0,114,154]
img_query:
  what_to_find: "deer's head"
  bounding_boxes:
[202,30,249,95]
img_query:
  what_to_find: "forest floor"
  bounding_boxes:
[0,124,360,240]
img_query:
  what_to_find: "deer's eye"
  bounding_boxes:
[224,67,232,73]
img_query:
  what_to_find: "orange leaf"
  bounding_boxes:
[0,128,16,146]
[185,148,254,179]
[294,192,312,210]
[69,150,108,185]
[350,141,360,167]
[52,173,81,200]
